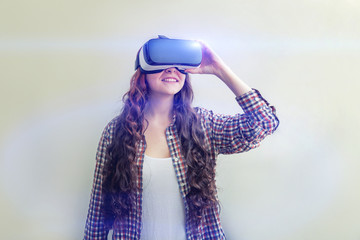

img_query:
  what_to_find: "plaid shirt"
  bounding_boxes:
[84,89,279,240]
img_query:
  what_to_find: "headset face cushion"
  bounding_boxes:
[136,38,202,73]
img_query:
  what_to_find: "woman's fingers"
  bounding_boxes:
[185,40,227,76]
[184,67,202,74]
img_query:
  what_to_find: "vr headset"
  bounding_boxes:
[135,35,202,74]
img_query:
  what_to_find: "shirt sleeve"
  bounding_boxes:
[197,89,279,155]
[83,122,113,240]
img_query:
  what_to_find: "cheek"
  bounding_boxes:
[145,74,160,88]
[145,73,159,82]
[178,72,187,81]
[180,74,187,85]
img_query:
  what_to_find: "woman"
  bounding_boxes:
[83,36,279,240]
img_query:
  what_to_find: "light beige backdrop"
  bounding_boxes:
[1,0,359,239]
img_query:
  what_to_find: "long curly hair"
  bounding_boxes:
[101,69,219,230]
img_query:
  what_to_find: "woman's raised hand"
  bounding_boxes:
[184,41,228,77]
[185,40,252,96]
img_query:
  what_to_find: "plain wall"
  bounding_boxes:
[1,0,360,239]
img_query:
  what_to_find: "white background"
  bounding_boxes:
[1,0,359,239]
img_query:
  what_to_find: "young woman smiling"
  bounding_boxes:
[83,37,279,240]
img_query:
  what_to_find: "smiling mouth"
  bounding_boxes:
[162,78,178,82]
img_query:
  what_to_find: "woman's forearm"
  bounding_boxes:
[215,64,252,97]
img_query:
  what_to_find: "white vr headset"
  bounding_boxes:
[135,35,202,74]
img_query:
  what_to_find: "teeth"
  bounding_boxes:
[162,78,177,82]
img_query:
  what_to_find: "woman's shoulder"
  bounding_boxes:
[193,106,230,120]
[192,106,222,124]
[100,116,120,140]
[193,106,211,118]
[193,106,213,115]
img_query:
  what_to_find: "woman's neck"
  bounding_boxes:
[144,93,174,121]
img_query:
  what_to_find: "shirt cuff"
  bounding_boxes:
[235,88,270,113]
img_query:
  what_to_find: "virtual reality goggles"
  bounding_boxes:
[135,36,202,74]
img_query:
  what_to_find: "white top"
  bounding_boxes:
[140,154,186,240]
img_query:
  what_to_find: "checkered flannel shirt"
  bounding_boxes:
[84,89,279,240]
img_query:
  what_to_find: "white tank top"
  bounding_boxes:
[140,154,187,240]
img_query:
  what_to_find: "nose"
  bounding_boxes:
[164,67,177,73]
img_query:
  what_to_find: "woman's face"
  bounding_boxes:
[146,68,186,96]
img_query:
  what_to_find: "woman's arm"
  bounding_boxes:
[188,41,279,154]
[196,89,279,155]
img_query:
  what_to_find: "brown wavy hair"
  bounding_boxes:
[101,69,219,230]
